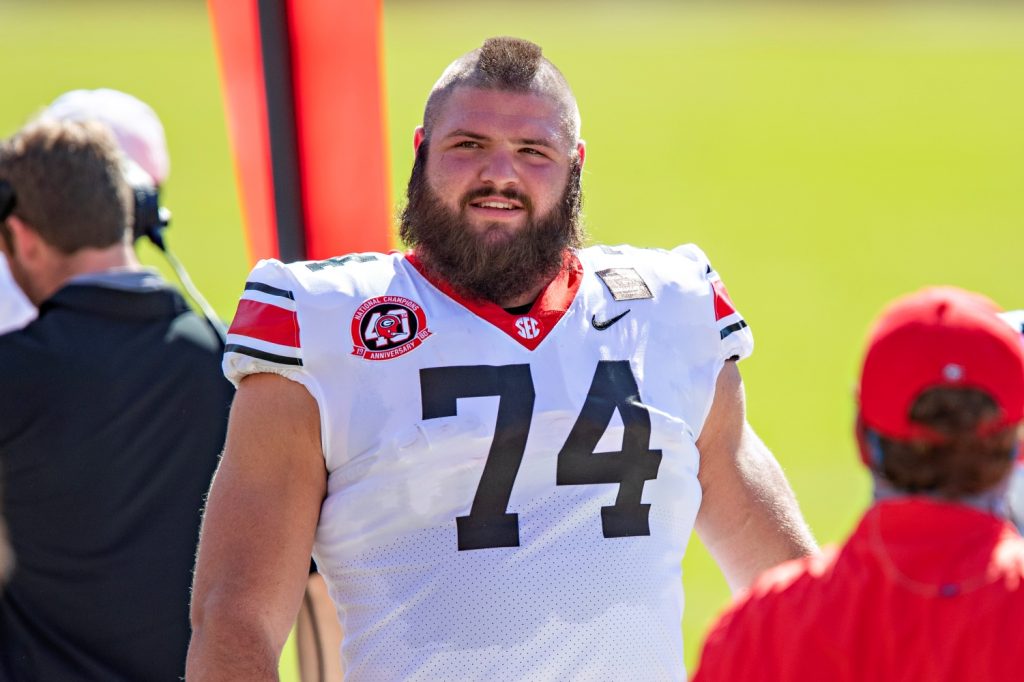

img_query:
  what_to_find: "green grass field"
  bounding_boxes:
[3,0,1023,676]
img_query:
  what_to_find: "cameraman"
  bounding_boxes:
[0,112,232,681]
[2,88,172,338]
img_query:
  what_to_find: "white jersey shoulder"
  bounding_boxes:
[0,254,36,335]
[222,251,400,386]
[1001,310,1024,532]
[1000,309,1024,336]
[577,242,753,362]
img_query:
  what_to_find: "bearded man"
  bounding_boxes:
[187,37,817,681]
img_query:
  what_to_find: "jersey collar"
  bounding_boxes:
[405,249,583,351]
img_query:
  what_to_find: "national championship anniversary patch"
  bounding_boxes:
[351,295,432,360]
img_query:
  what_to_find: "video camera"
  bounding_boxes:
[132,184,170,249]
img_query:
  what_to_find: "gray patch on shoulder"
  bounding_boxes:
[595,268,653,301]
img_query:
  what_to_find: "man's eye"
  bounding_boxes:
[520,148,546,157]
[455,140,480,149]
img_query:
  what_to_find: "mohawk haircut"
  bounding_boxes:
[422,37,581,143]
[477,37,543,85]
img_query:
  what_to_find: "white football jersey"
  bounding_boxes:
[0,253,35,335]
[224,244,753,682]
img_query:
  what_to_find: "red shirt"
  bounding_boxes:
[694,498,1024,682]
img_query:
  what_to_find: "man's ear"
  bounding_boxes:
[413,127,426,154]
[854,415,885,470]
[576,140,586,168]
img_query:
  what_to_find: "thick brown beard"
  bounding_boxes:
[399,145,584,305]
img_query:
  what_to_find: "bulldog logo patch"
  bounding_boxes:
[351,296,432,360]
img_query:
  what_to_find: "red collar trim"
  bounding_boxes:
[405,249,583,350]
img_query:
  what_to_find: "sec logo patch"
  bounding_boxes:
[514,316,541,340]
[351,296,432,360]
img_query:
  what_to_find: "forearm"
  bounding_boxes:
[694,361,816,593]
[697,424,816,592]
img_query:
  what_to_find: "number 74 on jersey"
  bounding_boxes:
[420,361,663,551]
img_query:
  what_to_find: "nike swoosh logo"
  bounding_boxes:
[591,309,631,330]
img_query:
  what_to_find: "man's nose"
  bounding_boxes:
[478,149,518,187]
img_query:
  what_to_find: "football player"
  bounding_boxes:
[188,37,817,681]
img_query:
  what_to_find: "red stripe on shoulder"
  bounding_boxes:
[228,299,300,348]
[711,279,738,321]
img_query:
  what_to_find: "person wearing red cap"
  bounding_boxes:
[693,286,1024,682]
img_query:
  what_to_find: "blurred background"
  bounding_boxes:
[2,0,1022,674]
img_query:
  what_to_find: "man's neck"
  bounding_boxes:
[406,247,563,310]
[872,472,1012,518]
[37,241,141,304]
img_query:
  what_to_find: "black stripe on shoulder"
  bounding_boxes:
[720,320,748,341]
[225,343,303,367]
[244,281,295,300]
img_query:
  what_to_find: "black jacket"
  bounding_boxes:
[0,283,233,681]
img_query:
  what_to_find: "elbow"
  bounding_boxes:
[186,588,279,681]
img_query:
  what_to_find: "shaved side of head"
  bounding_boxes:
[423,37,581,145]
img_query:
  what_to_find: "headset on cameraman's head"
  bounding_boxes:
[122,159,170,249]
[123,161,226,343]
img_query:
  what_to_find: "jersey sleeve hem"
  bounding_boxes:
[223,260,333,462]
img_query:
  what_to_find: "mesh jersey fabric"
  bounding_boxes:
[224,244,753,681]
[693,498,1024,682]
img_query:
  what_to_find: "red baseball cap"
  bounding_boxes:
[858,286,1024,442]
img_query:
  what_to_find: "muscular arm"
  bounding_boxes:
[187,373,326,681]
[694,361,816,593]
